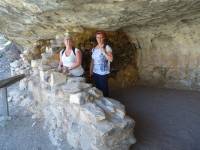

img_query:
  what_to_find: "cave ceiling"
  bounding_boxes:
[0,0,200,47]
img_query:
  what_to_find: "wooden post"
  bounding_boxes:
[0,74,25,118]
[0,87,9,116]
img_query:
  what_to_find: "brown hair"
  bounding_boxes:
[96,31,106,38]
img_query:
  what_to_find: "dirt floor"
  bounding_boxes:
[1,85,200,150]
[111,86,200,150]
[0,107,56,150]
[0,83,72,150]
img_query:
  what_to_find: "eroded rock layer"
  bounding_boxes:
[0,0,200,47]
[124,21,200,90]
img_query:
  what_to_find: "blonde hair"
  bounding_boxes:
[64,32,73,40]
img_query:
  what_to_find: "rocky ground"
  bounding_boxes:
[0,102,56,150]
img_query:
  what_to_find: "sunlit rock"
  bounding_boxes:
[26,70,136,150]
[50,71,67,88]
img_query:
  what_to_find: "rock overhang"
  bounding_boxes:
[0,0,200,47]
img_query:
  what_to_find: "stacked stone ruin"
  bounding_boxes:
[11,48,136,150]
[10,50,31,76]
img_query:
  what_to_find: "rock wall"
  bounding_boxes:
[124,19,200,90]
[29,76,136,150]
[14,49,136,150]
[0,34,21,79]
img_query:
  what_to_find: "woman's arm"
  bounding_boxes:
[103,51,113,62]
[58,61,63,67]
[68,50,82,70]
[100,46,113,62]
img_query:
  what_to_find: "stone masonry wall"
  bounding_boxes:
[29,75,136,150]
[20,50,136,150]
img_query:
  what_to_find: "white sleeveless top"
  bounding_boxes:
[60,48,84,76]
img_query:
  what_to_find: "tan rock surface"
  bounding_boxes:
[0,0,199,47]
[124,21,200,90]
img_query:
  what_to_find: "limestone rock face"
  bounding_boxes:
[0,0,200,47]
[124,21,200,90]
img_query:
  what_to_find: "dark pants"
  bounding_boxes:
[93,73,109,97]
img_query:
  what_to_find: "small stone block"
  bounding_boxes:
[50,72,66,87]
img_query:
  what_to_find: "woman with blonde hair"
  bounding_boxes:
[58,34,84,77]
